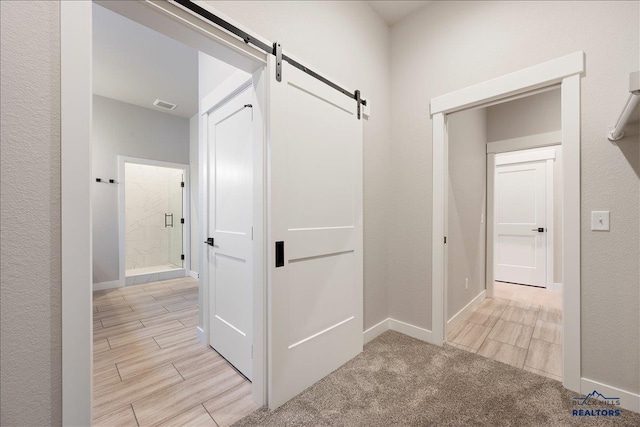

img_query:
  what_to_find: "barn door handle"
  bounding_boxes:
[531,228,545,232]
[165,213,174,228]
[275,241,284,267]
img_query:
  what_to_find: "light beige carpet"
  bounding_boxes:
[235,331,640,426]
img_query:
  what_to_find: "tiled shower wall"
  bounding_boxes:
[125,163,183,272]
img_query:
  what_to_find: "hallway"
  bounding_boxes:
[447,282,562,380]
[92,278,258,426]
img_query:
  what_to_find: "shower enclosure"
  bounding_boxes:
[123,161,187,285]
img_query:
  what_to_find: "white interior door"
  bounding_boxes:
[494,160,547,287]
[207,86,253,380]
[268,57,363,409]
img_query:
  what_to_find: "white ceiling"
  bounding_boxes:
[92,4,198,118]
[368,1,432,26]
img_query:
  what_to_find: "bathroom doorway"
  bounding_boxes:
[119,158,190,285]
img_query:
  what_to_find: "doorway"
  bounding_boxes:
[119,159,189,286]
[84,1,266,424]
[430,51,584,394]
[444,90,565,380]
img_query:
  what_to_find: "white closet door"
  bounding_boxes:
[494,161,547,287]
[207,87,253,380]
[268,57,364,409]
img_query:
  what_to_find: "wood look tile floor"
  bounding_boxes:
[447,281,563,381]
[93,277,258,426]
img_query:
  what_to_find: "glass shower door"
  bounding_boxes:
[167,171,184,268]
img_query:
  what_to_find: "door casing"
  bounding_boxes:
[430,51,584,394]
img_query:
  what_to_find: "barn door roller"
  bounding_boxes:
[171,0,367,119]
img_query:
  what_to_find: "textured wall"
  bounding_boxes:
[211,1,391,330]
[92,95,190,284]
[447,108,487,320]
[390,1,639,394]
[0,1,62,425]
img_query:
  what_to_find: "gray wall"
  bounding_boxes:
[212,1,391,330]
[92,95,190,284]
[447,108,487,320]
[390,1,639,394]
[0,1,62,425]
[487,89,561,142]
[487,90,563,283]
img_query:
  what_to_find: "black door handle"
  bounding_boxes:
[204,237,214,246]
[275,241,284,267]
[531,228,545,233]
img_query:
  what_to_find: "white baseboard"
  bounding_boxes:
[548,282,563,292]
[389,318,434,343]
[580,378,640,413]
[364,317,434,345]
[93,280,123,291]
[363,318,390,344]
[189,270,199,279]
[196,326,207,346]
[125,268,186,286]
[446,290,485,335]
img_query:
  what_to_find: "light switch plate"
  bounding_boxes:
[591,211,610,231]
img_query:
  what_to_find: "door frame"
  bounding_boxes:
[61,1,269,424]
[198,71,264,387]
[430,51,584,393]
[117,156,191,288]
[489,147,556,290]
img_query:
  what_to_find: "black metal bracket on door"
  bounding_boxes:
[274,42,282,82]
[171,0,367,119]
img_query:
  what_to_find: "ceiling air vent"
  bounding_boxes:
[153,99,177,111]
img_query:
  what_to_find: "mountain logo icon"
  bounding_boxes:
[572,390,619,405]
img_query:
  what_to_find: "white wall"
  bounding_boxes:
[92,95,190,284]
[199,51,237,100]
[0,2,62,425]
[211,0,391,330]
[390,1,639,394]
[447,108,487,320]
[487,90,563,283]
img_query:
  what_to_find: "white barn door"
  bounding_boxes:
[268,57,363,409]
